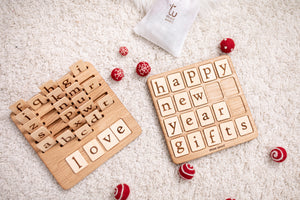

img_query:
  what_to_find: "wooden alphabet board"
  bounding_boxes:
[9,61,141,189]
[147,55,258,164]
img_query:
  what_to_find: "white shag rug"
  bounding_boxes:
[0,0,299,199]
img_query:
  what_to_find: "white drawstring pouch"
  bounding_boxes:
[134,0,219,57]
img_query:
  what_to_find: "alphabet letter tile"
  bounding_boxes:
[110,119,131,141]
[68,115,86,130]
[60,107,77,122]
[72,91,89,108]
[15,108,36,124]
[183,68,201,87]
[82,77,100,94]
[36,136,56,152]
[85,109,103,126]
[56,130,75,146]
[96,94,114,111]
[196,106,215,127]
[23,118,42,133]
[167,73,185,92]
[157,97,175,117]
[79,100,97,116]
[9,99,29,114]
[170,137,189,157]
[215,58,232,78]
[199,63,216,82]
[212,101,230,121]
[163,116,182,137]
[187,131,205,152]
[57,74,74,90]
[28,94,48,110]
[65,82,82,98]
[151,77,169,97]
[97,128,119,151]
[53,97,70,113]
[203,126,221,146]
[235,116,253,136]
[69,60,87,76]
[66,150,88,174]
[189,87,207,107]
[39,80,57,95]
[74,123,93,140]
[83,139,105,161]
[219,121,237,141]
[47,87,65,103]
[31,126,51,142]
[174,92,192,111]
[180,111,198,131]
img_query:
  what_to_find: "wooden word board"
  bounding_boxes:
[147,55,258,164]
[9,61,141,189]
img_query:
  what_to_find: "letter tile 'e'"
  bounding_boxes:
[219,121,237,141]
[66,150,88,174]
[83,139,105,161]
[235,116,253,136]
[163,116,182,137]
[151,77,169,97]
[97,128,119,151]
[189,87,207,107]
[174,92,192,111]
[157,97,175,117]
[196,106,215,127]
[215,58,232,78]
[212,102,230,121]
[167,73,185,92]
[110,119,131,141]
[199,63,216,82]
[187,131,205,152]
[170,136,189,157]
[180,111,198,131]
[183,68,201,87]
[203,126,221,146]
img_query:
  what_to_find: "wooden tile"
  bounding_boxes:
[15,108,36,124]
[39,80,57,95]
[174,92,192,111]
[199,63,216,82]
[85,109,103,126]
[56,130,75,146]
[9,99,29,114]
[187,131,205,152]
[205,82,223,102]
[68,115,86,130]
[180,111,198,131]
[53,97,70,113]
[167,73,185,92]
[219,121,237,141]
[47,87,65,103]
[212,101,230,121]
[97,128,119,151]
[57,74,74,90]
[23,117,42,133]
[235,116,253,136]
[36,136,56,152]
[220,77,239,97]
[59,107,77,122]
[170,137,189,157]
[83,139,105,161]
[78,100,97,116]
[189,86,207,107]
[28,94,48,110]
[227,96,246,116]
[110,119,131,141]
[72,91,89,108]
[163,116,182,137]
[203,126,221,146]
[157,97,175,117]
[183,68,201,87]
[74,123,93,140]
[215,58,232,78]
[82,77,100,94]
[65,150,88,174]
[30,126,51,142]
[96,94,114,111]
[69,60,88,76]
[196,106,215,127]
[151,77,169,97]
[65,82,82,98]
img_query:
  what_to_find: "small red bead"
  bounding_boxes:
[111,68,124,81]
[119,46,128,56]
[178,163,195,180]
[136,61,151,77]
[270,147,287,162]
[114,183,130,200]
[220,38,235,53]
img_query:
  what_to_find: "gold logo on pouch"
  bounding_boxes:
[165,4,177,23]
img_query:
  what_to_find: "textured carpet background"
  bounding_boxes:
[0,0,299,199]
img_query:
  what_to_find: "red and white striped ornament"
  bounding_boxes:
[270,147,287,163]
[114,183,130,200]
[119,46,129,56]
[178,163,195,180]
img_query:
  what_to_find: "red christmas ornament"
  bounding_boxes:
[178,163,195,180]
[119,46,129,56]
[136,61,151,77]
[111,68,124,81]
[270,147,287,162]
[226,198,236,200]
[220,38,235,53]
[114,183,130,200]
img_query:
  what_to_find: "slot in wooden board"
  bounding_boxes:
[10,60,142,189]
[147,55,258,164]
